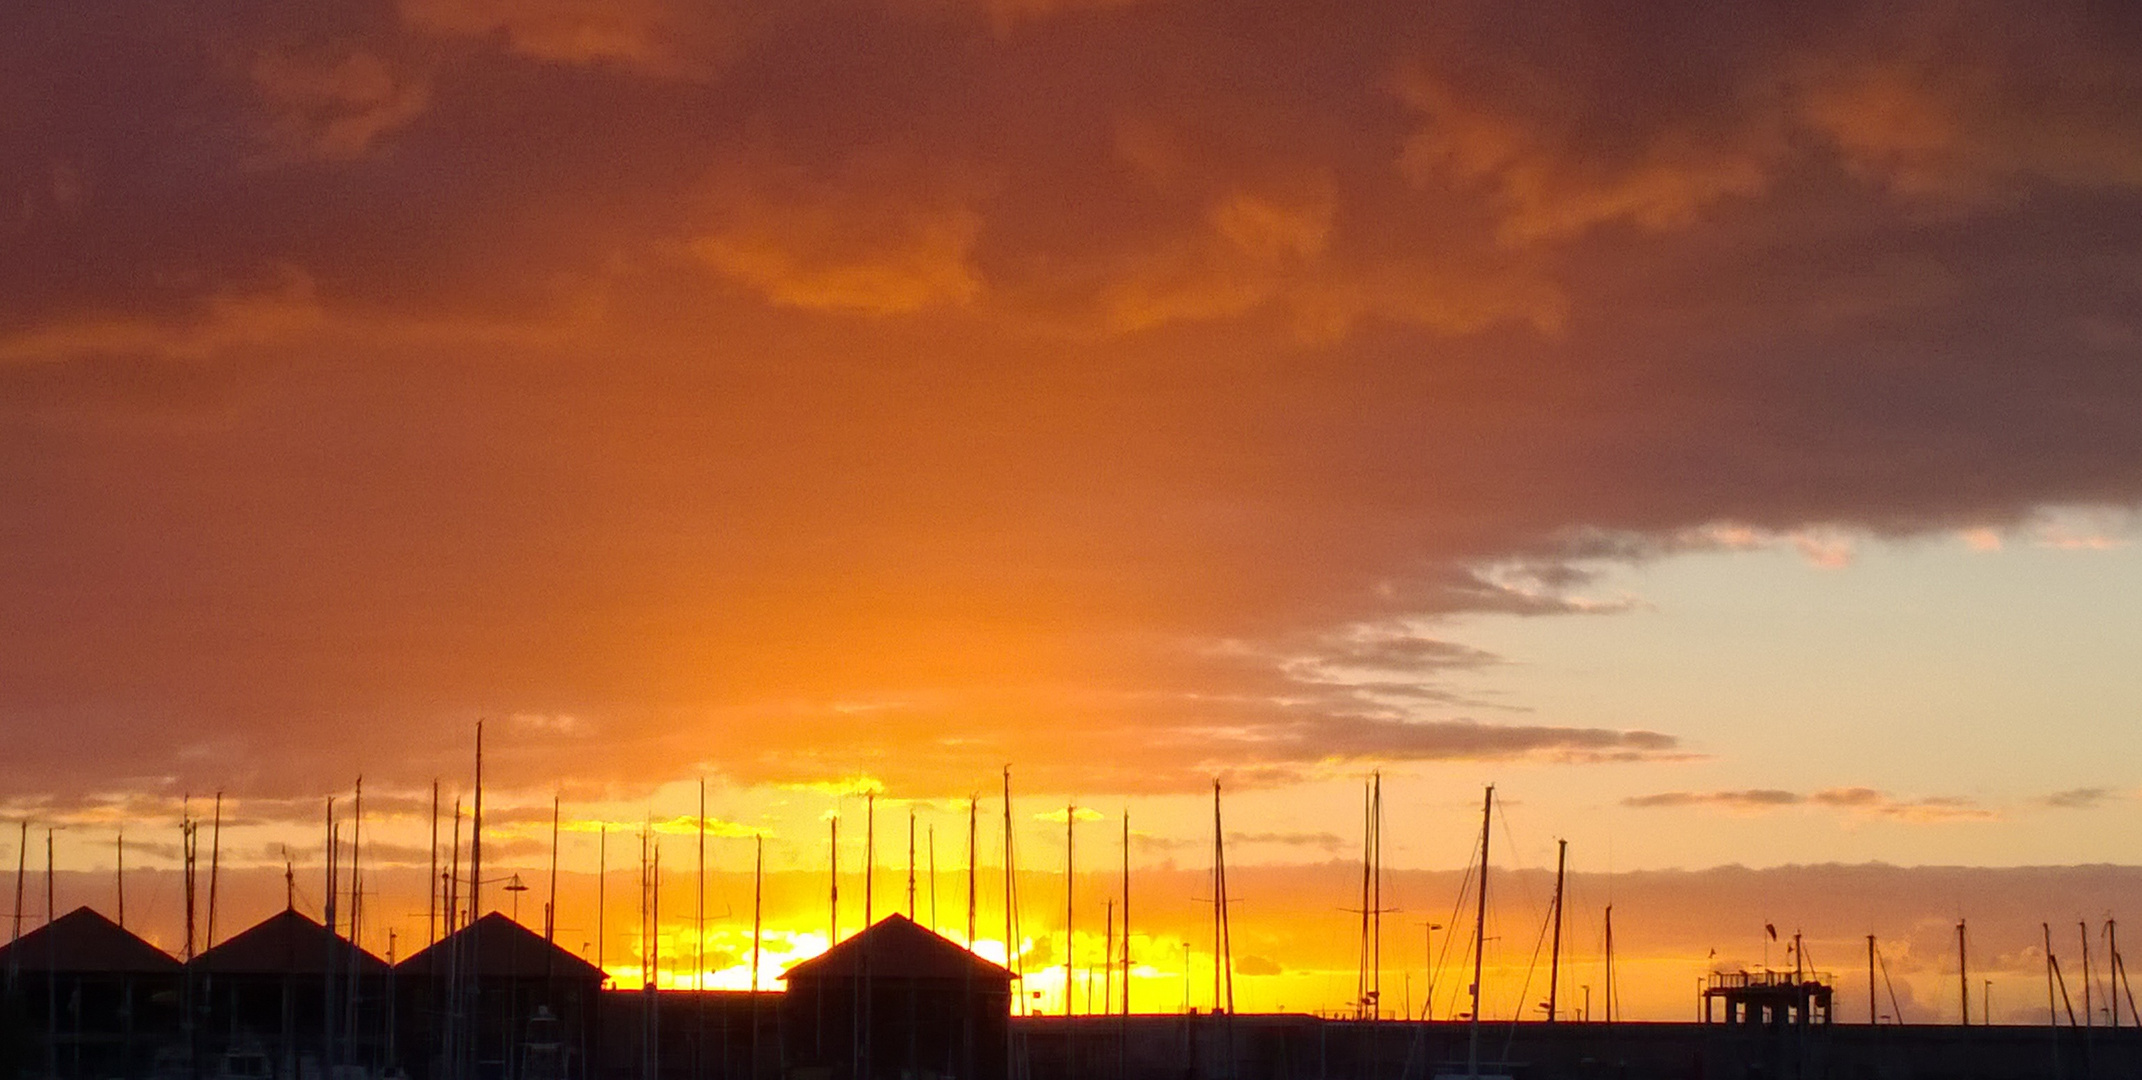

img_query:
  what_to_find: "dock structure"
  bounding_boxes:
[13,902,2142,1079]
[1701,969,1835,1027]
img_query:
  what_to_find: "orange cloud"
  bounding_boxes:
[684,152,990,315]
[399,0,699,69]
[248,48,430,162]
[1792,11,2142,202]
[1395,67,1779,244]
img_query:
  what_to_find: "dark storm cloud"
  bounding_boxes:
[2,0,2141,798]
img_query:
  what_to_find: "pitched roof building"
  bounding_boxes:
[0,907,183,1080]
[191,907,392,1075]
[0,907,179,976]
[192,907,388,977]
[781,913,1014,1080]
[782,913,1015,986]
[398,911,603,982]
[397,912,605,1080]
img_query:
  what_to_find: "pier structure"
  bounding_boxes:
[1701,968,1835,1027]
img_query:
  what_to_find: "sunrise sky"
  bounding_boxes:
[7,0,2142,1025]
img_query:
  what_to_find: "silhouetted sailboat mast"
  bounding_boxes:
[596,822,608,973]
[1211,779,1234,1015]
[2083,921,2095,1028]
[550,792,563,946]
[865,792,877,928]
[1064,799,1075,1017]
[346,778,363,1065]
[1120,809,1131,1017]
[322,797,337,1064]
[1866,934,1877,1023]
[1467,785,1492,1079]
[428,780,440,948]
[752,832,765,1076]
[966,796,980,949]
[1546,839,1566,1023]
[10,819,24,945]
[1354,772,1387,1021]
[207,792,223,948]
[695,779,707,1080]
[1003,768,1023,1013]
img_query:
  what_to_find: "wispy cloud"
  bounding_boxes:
[1624,787,1995,822]
[1623,789,1801,810]
[2042,787,2124,810]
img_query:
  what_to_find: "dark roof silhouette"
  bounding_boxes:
[0,906,180,975]
[193,908,388,976]
[782,913,1014,984]
[397,911,604,981]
